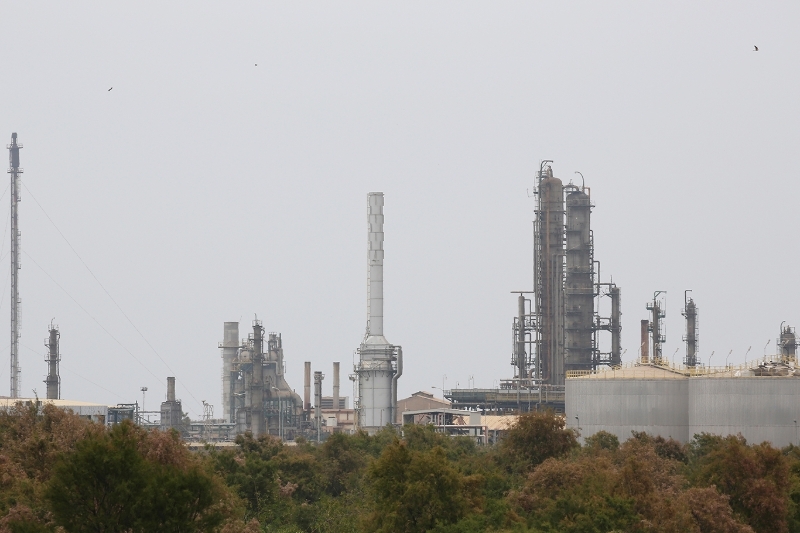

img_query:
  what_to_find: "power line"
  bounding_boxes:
[19,340,124,401]
[22,250,165,385]
[21,182,204,411]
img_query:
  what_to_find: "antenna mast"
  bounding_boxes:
[7,133,21,398]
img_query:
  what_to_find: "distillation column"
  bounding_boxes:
[683,298,698,367]
[610,286,622,366]
[250,320,265,436]
[314,370,323,440]
[221,322,239,423]
[536,168,565,386]
[564,189,593,374]
[647,293,666,365]
[8,133,21,398]
[515,294,527,381]
[44,324,60,400]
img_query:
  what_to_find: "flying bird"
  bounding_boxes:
[108,87,113,91]
[753,46,759,51]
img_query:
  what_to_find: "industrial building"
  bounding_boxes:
[220,320,304,439]
[567,324,800,447]
[0,398,107,424]
[448,163,620,414]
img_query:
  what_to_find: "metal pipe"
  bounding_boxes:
[391,346,403,424]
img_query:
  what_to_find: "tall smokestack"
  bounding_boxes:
[167,377,176,402]
[221,322,239,423]
[640,319,650,364]
[356,192,401,432]
[304,362,311,412]
[367,193,385,338]
[44,323,60,400]
[333,362,340,410]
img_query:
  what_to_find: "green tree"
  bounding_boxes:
[366,439,476,533]
[500,410,578,471]
[688,433,790,533]
[46,421,228,533]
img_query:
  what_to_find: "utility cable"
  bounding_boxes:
[22,250,165,384]
[19,340,124,401]
[21,183,204,412]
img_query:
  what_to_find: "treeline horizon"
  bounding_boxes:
[0,404,798,532]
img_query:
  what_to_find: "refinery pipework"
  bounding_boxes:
[354,192,402,432]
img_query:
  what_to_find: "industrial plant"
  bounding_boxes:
[6,131,800,448]
[446,163,620,414]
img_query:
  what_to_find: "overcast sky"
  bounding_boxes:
[1,2,798,417]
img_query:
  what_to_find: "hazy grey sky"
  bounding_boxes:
[1,2,798,416]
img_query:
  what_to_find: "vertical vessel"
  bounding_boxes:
[44,323,60,400]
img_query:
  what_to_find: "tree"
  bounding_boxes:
[46,421,229,533]
[500,411,578,470]
[688,434,790,533]
[366,440,476,533]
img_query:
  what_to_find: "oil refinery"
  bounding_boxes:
[6,132,800,446]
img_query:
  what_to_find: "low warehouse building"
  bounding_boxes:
[566,363,800,447]
[0,398,107,424]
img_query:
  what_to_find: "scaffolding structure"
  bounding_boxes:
[646,291,667,365]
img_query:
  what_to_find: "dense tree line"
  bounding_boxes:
[2,403,800,532]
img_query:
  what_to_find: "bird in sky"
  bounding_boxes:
[108,87,113,91]
[753,46,759,51]
[255,63,257,66]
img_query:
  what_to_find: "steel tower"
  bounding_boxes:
[7,133,21,398]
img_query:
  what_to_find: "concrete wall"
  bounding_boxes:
[566,376,800,448]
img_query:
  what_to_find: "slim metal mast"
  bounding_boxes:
[7,133,21,398]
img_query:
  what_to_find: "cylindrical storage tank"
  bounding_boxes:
[565,190,593,374]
